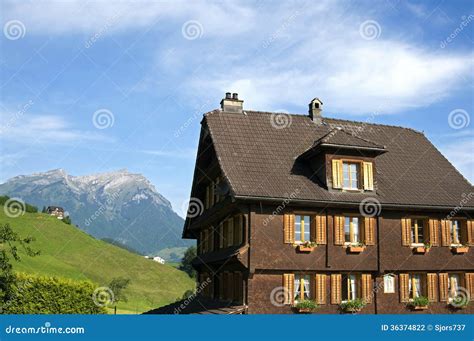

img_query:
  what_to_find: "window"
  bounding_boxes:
[342,162,360,190]
[294,215,310,243]
[448,274,461,300]
[344,216,360,244]
[383,274,395,293]
[408,274,423,299]
[342,274,358,301]
[294,274,311,302]
[410,219,425,244]
[450,220,462,245]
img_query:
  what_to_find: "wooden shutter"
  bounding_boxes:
[363,162,374,190]
[467,220,474,246]
[459,220,468,245]
[399,274,409,303]
[438,273,449,302]
[283,274,294,305]
[330,274,342,304]
[361,274,372,303]
[233,215,242,246]
[218,273,225,299]
[466,273,474,301]
[209,227,214,252]
[364,217,375,245]
[315,274,326,305]
[215,177,220,203]
[441,219,451,246]
[332,159,343,189]
[233,272,243,303]
[428,219,440,246]
[401,218,411,246]
[227,218,234,247]
[218,222,224,248]
[283,213,295,244]
[312,215,327,245]
[334,216,344,245]
[427,273,438,302]
[209,181,215,207]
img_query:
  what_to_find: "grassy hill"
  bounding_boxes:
[0,208,195,314]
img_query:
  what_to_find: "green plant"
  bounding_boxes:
[424,243,432,249]
[300,241,317,248]
[295,299,318,311]
[179,246,197,278]
[409,296,429,307]
[353,242,365,247]
[340,298,366,312]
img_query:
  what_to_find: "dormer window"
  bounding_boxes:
[332,159,374,191]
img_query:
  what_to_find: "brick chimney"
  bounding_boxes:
[220,92,243,113]
[308,98,323,124]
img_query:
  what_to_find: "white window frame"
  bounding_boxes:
[383,274,395,294]
[294,215,310,244]
[342,161,361,190]
[342,274,358,302]
[294,274,311,303]
[450,220,462,246]
[344,216,360,245]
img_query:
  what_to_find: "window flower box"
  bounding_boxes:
[408,296,429,311]
[412,244,431,254]
[340,298,366,313]
[347,244,365,253]
[296,241,317,253]
[449,296,469,309]
[412,305,428,311]
[451,246,469,254]
[293,300,318,313]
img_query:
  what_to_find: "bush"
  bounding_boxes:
[340,298,366,312]
[2,273,107,314]
[295,299,318,311]
[409,296,429,307]
[0,196,38,213]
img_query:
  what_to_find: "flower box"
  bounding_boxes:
[348,245,365,253]
[295,307,313,313]
[412,305,428,311]
[344,307,362,313]
[451,247,469,254]
[297,245,315,252]
[413,246,429,254]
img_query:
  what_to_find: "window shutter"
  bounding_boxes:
[209,181,215,207]
[283,274,294,305]
[234,272,243,303]
[438,273,449,302]
[209,227,214,252]
[428,219,440,246]
[219,223,224,249]
[399,274,409,303]
[330,274,342,304]
[218,273,225,299]
[227,218,234,247]
[467,220,474,246]
[401,218,411,246]
[364,217,375,245]
[441,219,451,246]
[363,162,374,190]
[361,274,372,303]
[332,159,343,189]
[466,273,474,301]
[205,186,210,209]
[427,273,438,302]
[283,213,295,244]
[234,215,243,246]
[314,274,326,305]
[312,215,327,245]
[215,177,220,203]
[334,216,344,245]
[459,220,468,245]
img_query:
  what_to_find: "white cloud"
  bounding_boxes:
[440,139,474,184]
[0,114,112,144]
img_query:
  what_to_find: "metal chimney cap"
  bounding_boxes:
[225,92,232,99]
[232,93,238,100]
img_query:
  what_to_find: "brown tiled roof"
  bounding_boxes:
[313,127,385,150]
[203,110,473,209]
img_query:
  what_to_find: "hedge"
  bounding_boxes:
[2,273,107,314]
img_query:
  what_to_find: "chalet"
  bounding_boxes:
[46,206,64,219]
[152,93,474,314]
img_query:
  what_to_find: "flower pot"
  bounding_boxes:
[452,247,469,254]
[412,305,428,311]
[413,246,429,254]
[297,245,315,253]
[348,246,365,253]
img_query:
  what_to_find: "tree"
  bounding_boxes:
[179,246,196,278]
[41,206,46,213]
[0,223,39,305]
[63,216,71,225]
[108,277,130,314]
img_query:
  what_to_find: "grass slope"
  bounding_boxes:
[0,209,194,314]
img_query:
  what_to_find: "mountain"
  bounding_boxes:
[0,169,192,255]
[0,207,194,313]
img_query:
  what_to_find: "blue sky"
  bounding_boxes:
[1,0,473,216]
